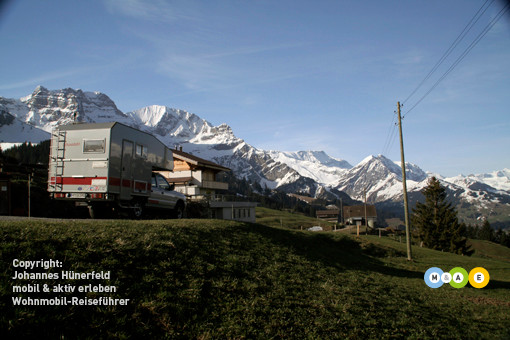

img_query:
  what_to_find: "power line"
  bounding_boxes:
[383,1,507,158]
[381,111,397,155]
[386,122,398,155]
[402,0,495,106]
[404,2,510,118]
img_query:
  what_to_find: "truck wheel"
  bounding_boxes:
[131,201,145,219]
[173,201,185,219]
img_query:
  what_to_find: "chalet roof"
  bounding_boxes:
[343,205,377,218]
[172,149,231,172]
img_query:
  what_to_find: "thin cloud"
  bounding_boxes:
[103,0,199,23]
[154,42,313,95]
[201,42,307,59]
[0,53,142,91]
[0,68,85,91]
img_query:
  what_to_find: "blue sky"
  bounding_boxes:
[1,0,509,176]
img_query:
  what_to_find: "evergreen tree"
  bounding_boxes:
[495,228,503,244]
[500,230,510,248]
[412,177,473,255]
[465,224,478,239]
[478,220,495,242]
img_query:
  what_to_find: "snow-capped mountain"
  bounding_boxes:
[268,150,352,185]
[332,154,510,224]
[0,109,50,144]
[456,169,510,193]
[333,154,509,201]
[126,105,320,191]
[1,86,509,224]
[333,155,429,202]
[5,86,131,130]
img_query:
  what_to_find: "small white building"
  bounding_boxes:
[209,201,257,223]
[343,205,377,227]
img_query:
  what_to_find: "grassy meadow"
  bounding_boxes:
[1,213,510,339]
[255,206,337,230]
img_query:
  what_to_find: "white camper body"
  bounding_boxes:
[48,122,186,218]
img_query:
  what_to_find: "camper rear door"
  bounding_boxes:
[120,140,134,200]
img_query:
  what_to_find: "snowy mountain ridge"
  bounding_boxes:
[268,150,352,186]
[1,86,509,224]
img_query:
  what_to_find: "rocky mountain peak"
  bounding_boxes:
[17,86,127,130]
[128,105,239,146]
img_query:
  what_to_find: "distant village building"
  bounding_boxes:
[316,209,340,223]
[209,201,256,223]
[316,205,377,227]
[159,147,257,223]
[343,205,377,227]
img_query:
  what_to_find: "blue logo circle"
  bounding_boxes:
[424,267,444,288]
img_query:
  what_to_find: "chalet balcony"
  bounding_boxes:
[201,180,229,190]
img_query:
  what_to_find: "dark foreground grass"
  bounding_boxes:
[1,219,510,339]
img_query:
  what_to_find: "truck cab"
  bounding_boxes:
[148,172,186,218]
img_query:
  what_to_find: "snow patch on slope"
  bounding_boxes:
[268,150,351,185]
[0,110,50,144]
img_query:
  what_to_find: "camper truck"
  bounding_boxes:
[48,122,186,219]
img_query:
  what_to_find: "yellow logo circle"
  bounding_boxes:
[469,267,490,289]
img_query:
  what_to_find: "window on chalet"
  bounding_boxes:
[203,171,215,181]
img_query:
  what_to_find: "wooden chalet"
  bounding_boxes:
[158,147,257,223]
[158,148,231,199]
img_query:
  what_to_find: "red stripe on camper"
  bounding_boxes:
[50,177,149,190]
[109,178,149,189]
[134,181,148,191]
[109,177,121,186]
[50,177,107,185]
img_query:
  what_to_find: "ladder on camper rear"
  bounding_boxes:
[48,129,66,192]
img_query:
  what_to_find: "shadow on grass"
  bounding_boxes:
[486,279,510,290]
[243,222,424,281]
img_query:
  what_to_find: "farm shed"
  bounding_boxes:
[316,209,340,223]
[343,205,377,227]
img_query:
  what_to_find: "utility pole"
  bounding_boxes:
[340,198,343,225]
[364,187,368,235]
[397,102,412,261]
[28,172,31,218]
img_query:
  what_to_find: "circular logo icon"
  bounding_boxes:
[424,267,444,288]
[469,267,490,289]
[449,267,469,288]
[441,272,452,283]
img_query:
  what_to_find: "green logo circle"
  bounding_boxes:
[449,267,469,288]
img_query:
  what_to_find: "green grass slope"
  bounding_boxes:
[256,206,336,230]
[1,219,509,339]
[468,239,510,263]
